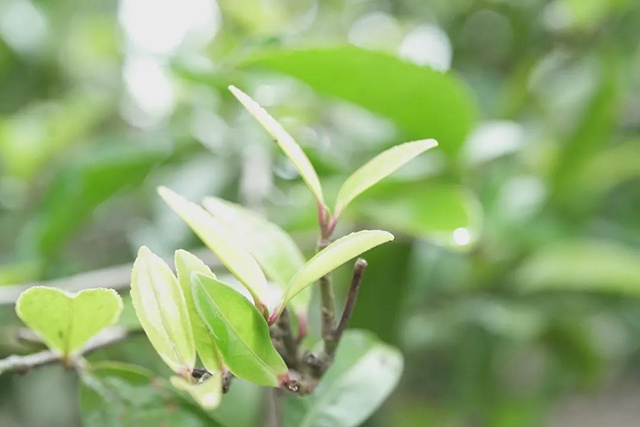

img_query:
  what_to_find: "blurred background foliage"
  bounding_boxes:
[1,0,640,425]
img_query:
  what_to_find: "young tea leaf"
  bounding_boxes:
[158,186,269,310]
[202,196,311,315]
[170,373,223,410]
[130,246,195,375]
[192,273,289,387]
[333,139,438,218]
[228,85,325,207]
[16,287,123,357]
[276,230,394,317]
[175,250,223,374]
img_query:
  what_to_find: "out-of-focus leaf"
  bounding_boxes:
[352,182,482,248]
[333,139,438,219]
[192,273,288,387]
[575,140,640,198]
[229,85,325,206]
[170,374,223,410]
[130,246,195,375]
[240,46,477,156]
[277,230,394,317]
[175,250,222,374]
[284,330,403,427]
[517,240,640,295]
[0,92,111,179]
[26,143,167,259]
[80,362,220,427]
[158,186,269,309]
[553,53,619,200]
[15,287,122,357]
[202,196,310,314]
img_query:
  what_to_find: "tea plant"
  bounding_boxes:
[3,86,437,426]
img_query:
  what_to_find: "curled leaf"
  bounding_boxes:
[175,250,223,373]
[158,186,269,310]
[170,373,223,410]
[276,230,394,318]
[130,246,195,375]
[229,85,325,207]
[333,139,438,218]
[202,196,311,315]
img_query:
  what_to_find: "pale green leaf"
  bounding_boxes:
[130,246,195,375]
[517,240,640,295]
[15,287,122,357]
[175,250,222,373]
[170,374,223,410]
[228,85,325,206]
[284,330,403,427]
[158,186,269,309]
[192,273,288,387]
[202,196,311,315]
[333,139,438,218]
[278,230,394,316]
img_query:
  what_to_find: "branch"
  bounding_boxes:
[0,327,131,375]
[331,258,367,354]
[317,238,336,355]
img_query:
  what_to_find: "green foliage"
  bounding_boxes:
[229,85,326,207]
[130,247,196,376]
[170,373,223,411]
[15,287,122,358]
[240,46,477,156]
[284,330,403,427]
[80,362,220,426]
[202,197,310,315]
[159,186,270,309]
[277,230,394,316]
[333,139,438,219]
[192,273,289,386]
[175,250,223,374]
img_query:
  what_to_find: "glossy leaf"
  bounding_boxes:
[284,330,403,427]
[333,139,438,218]
[158,186,269,308]
[130,246,195,375]
[80,362,220,427]
[202,196,311,314]
[170,374,223,410]
[175,250,222,373]
[192,273,288,387]
[277,230,394,316]
[15,287,122,356]
[228,85,325,206]
[517,240,640,296]
[240,46,477,156]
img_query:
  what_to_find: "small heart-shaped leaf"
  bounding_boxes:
[130,246,195,375]
[175,250,223,373]
[202,196,311,316]
[170,373,223,410]
[158,186,269,310]
[192,273,288,387]
[229,85,325,207]
[16,286,123,357]
[276,230,394,318]
[333,139,438,218]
